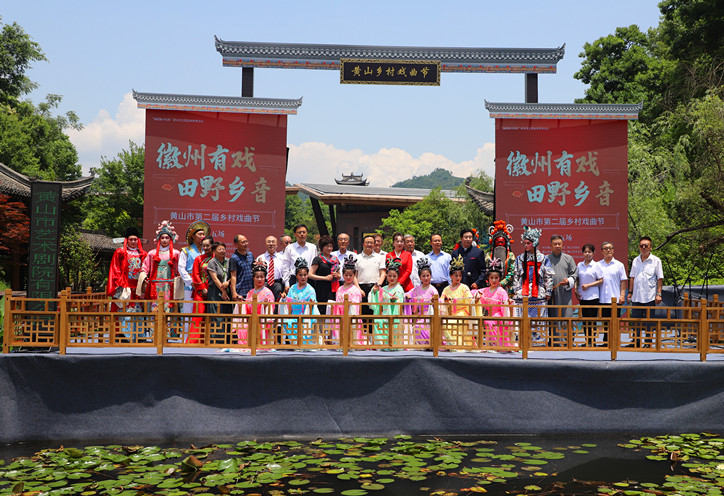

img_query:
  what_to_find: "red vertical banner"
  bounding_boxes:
[142,110,287,256]
[494,118,629,265]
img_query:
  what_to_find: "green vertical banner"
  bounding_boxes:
[28,182,62,304]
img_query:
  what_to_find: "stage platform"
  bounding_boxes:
[2,350,723,444]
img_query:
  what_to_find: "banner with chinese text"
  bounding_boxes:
[494,118,629,267]
[28,182,61,304]
[143,110,287,256]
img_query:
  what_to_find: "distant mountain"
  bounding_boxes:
[391,168,464,189]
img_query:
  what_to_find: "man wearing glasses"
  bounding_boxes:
[628,236,664,346]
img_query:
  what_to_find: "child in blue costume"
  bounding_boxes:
[283,257,319,346]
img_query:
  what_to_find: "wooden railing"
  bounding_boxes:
[3,289,723,360]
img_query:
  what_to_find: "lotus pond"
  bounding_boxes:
[1,433,723,495]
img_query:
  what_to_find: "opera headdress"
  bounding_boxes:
[486,257,503,275]
[251,260,268,275]
[186,220,210,245]
[416,257,432,274]
[488,220,514,248]
[450,254,465,274]
[343,255,357,272]
[294,257,309,272]
[521,226,542,247]
[386,258,402,272]
[155,220,178,242]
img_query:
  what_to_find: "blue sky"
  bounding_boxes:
[3,1,662,186]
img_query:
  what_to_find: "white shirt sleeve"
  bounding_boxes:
[178,249,192,285]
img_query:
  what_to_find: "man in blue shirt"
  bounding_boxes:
[427,233,451,294]
[229,234,254,301]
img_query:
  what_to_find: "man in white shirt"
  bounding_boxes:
[356,235,386,325]
[404,234,425,287]
[283,224,318,291]
[256,235,285,300]
[628,236,664,346]
[373,233,387,257]
[427,233,451,294]
[332,232,356,265]
[597,241,628,325]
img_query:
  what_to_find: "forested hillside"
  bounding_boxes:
[574,0,723,284]
[391,168,464,189]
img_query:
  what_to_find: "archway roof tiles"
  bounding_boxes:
[133,91,303,115]
[485,101,643,120]
[215,38,565,73]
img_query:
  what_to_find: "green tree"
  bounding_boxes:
[574,25,674,123]
[285,192,330,238]
[83,141,145,237]
[58,227,103,292]
[0,16,45,103]
[0,17,82,181]
[658,0,724,63]
[462,169,493,192]
[0,194,29,285]
[378,189,491,252]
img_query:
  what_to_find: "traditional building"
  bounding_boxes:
[292,183,467,250]
[0,162,94,290]
[335,173,369,186]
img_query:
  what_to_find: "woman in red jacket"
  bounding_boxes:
[385,232,413,292]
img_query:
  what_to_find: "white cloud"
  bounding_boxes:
[287,142,496,187]
[65,94,497,187]
[65,92,145,174]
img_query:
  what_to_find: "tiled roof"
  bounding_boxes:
[296,183,463,207]
[0,162,93,201]
[464,183,494,214]
[79,230,121,254]
[215,38,565,74]
[485,101,643,120]
[133,91,303,115]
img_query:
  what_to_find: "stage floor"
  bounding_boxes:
[58,346,724,361]
[2,350,723,444]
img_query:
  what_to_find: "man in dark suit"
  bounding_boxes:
[451,228,486,289]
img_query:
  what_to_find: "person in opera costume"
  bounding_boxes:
[107,227,147,341]
[137,220,181,311]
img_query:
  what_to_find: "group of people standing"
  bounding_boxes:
[106,218,663,349]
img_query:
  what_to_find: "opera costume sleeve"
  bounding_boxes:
[107,248,126,296]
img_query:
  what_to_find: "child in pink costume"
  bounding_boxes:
[332,256,364,343]
[404,257,439,345]
[239,261,275,347]
[473,258,514,348]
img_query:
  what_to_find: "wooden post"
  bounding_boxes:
[521,297,529,359]
[700,298,709,362]
[250,294,258,356]
[342,295,350,356]
[3,289,12,354]
[525,73,538,103]
[58,289,68,355]
[204,304,211,348]
[155,297,165,355]
[86,286,93,296]
[610,297,619,360]
[431,295,440,357]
